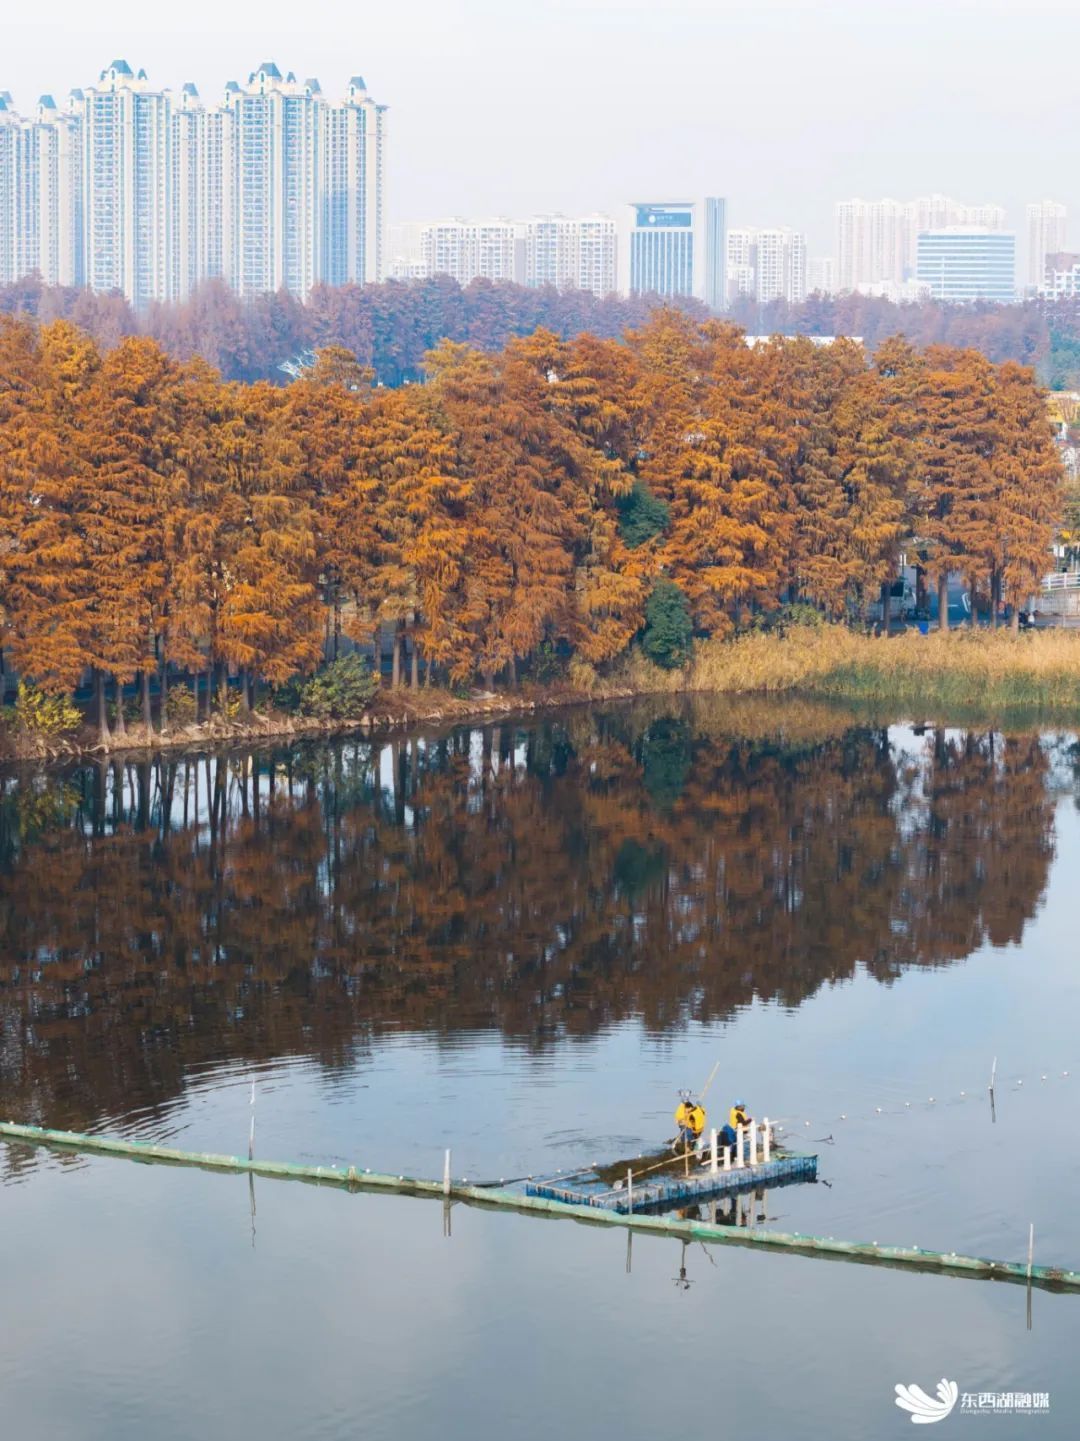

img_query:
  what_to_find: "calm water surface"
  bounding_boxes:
[2,696,1079,1440]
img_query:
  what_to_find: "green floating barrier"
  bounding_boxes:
[3,1120,1077,1293]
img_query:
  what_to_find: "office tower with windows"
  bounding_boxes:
[915,227,1016,303]
[627,198,725,302]
[628,201,695,297]
[836,195,1007,293]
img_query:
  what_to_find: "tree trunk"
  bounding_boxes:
[141,670,152,730]
[938,574,950,633]
[880,582,891,636]
[990,571,1000,630]
[159,658,169,731]
[1011,607,1021,633]
[424,657,433,688]
[483,667,495,692]
[95,670,111,744]
[508,654,518,687]
[410,622,419,688]
[113,678,126,737]
[217,662,229,715]
[238,668,250,713]
[391,623,401,688]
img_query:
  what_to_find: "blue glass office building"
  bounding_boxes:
[915,228,1016,303]
[629,198,725,306]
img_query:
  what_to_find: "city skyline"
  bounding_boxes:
[5,0,1077,268]
[0,52,1072,306]
[0,57,386,303]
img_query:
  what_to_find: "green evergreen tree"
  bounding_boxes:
[617,479,670,548]
[641,578,693,668]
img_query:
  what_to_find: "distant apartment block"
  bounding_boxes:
[1027,201,1068,291]
[402,213,617,297]
[420,218,521,285]
[626,197,726,306]
[0,90,83,288]
[1040,252,1080,300]
[915,227,1017,303]
[836,194,1008,294]
[524,214,616,297]
[0,59,386,305]
[726,226,806,304]
[807,256,836,295]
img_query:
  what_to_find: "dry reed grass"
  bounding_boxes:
[684,624,1080,712]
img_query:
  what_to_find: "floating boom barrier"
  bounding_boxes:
[3,1120,1078,1294]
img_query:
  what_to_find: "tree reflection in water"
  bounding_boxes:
[0,698,1057,1131]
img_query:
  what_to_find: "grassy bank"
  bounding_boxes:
[7,624,1080,764]
[677,624,1080,713]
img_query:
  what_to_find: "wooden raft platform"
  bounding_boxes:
[525,1153,817,1213]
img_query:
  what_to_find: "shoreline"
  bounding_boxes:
[8,625,1080,764]
[0,681,649,765]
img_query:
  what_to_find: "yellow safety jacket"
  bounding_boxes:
[674,1102,706,1137]
[729,1105,751,1130]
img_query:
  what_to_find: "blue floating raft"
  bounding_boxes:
[525,1151,817,1214]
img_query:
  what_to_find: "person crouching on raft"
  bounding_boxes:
[674,1092,706,1152]
[719,1099,752,1151]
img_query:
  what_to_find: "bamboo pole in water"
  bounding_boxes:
[1,1121,1078,1294]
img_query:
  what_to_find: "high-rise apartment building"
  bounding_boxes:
[0,95,16,285]
[1027,201,1068,290]
[626,197,726,304]
[836,195,1007,293]
[322,76,386,288]
[0,59,387,305]
[420,219,521,285]
[523,214,616,297]
[807,256,836,294]
[725,226,806,304]
[81,60,171,307]
[224,63,321,299]
[170,84,207,302]
[915,227,1016,303]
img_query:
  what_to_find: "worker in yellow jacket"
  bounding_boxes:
[674,1092,706,1152]
[720,1100,752,1152]
[729,1100,752,1132]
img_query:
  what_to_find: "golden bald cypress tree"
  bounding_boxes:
[0,318,93,698]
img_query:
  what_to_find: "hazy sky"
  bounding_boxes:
[5,0,1077,257]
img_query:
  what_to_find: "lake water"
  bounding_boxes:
[2,696,1079,1440]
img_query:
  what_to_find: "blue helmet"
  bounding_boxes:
[735,1100,746,1108]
